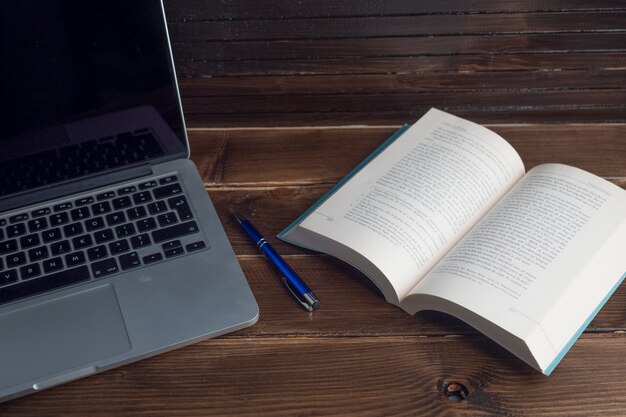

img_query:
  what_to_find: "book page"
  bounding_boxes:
[298,109,525,302]
[412,164,626,370]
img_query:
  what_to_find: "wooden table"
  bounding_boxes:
[4,1,626,415]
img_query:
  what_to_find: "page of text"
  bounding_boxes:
[300,108,525,300]
[415,164,626,365]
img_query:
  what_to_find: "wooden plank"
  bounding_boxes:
[164,0,626,21]
[182,90,626,115]
[175,52,626,76]
[188,125,626,185]
[172,33,626,61]
[6,335,626,416]
[178,69,626,96]
[183,107,626,126]
[168,12,626,42]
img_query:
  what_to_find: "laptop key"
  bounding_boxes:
[85,216,105,231]
[91,201,112,215]
[42,227,62,242]
[117,186,137,195]
[91,258,119,278]
[29,246,49,262]
[152,221,199,243]
[164,246,184,258]
[153,183,182,199]
[63,223,84,237]
[50,212,69,226]
[147,200,167,215]
[20,234,40,248]
[75,196,94,206]
[70,207,90,221]
[112,196,131,210]
[0,265,90,305]
[20,264,41,279]
[127,206,147,220]
[109,239,130,254]
[0,269,18,285]
[136,217,157,232]
[28,217,48,232]
[53,202,73,212]
[115,223,136,237]
[65,251,86,267]
[186,241,207,252]
[0,239,18,254]
[94,229,115,243]
[139,180,158,190]
[96,191,116,201]
[43,257,63,273]
[51,240,71,255]
[143,253,163,264]
[7,223,26,237]
[167,195,192,216]
[7,253,27,268]
[162,240,181,250]
[132,191,152,205]
[9,213,29,223]
[72,234,93,249]
[130,233,151,249]
[87,245,108,261]
[158,175,177,185]
[31,207,51,217]
[157,212,178,227]
[119,252,140,270]
[106,211,126,226]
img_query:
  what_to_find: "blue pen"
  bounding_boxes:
[234,212,320,311]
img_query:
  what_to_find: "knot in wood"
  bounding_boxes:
[443,381,468,401]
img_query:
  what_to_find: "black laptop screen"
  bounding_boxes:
[0,1,187,199]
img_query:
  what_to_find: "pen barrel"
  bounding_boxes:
[260,243,313,295]
[239,220,265,245]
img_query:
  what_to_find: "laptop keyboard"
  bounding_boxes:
[0,130,165,198]
[0,174,208,305]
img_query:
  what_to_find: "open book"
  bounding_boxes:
[278,108,626,375]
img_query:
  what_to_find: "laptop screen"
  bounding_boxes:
[0,1,187,200]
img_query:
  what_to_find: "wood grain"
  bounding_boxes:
[173,33,626,62]
[188,125,626,185]
[168,12,626,41]
[166,1,626,127]
[164,0,626,21]
[183,108,626,127]
[177,52,626,77]
[179,70,626,96]
[5,334,626,416]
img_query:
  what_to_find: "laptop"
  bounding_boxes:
[0,1,258,402]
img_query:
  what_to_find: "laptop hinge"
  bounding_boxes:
[0,164,153,213]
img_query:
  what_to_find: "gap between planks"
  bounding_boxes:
[188,123,626,132]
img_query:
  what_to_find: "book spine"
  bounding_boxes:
[278,124,411,238]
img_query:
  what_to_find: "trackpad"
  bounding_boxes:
[0,284,131,390]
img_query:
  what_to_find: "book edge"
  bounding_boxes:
[542,270,626,375]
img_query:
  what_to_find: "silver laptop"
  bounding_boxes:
[0,1,258,402]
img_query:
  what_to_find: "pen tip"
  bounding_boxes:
[233,212,244,224]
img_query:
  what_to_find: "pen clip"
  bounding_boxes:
[281,276,314,312]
